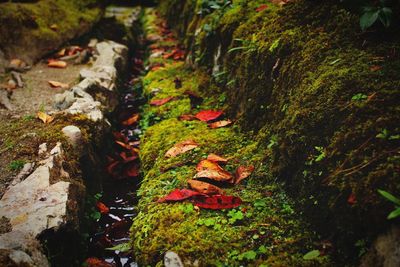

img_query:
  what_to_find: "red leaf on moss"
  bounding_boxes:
[157,189,206,202]
[195,110,223,122]
[179,114,197,121]
[235,165,255,184]
[193,195,242,210]
[96,201,110,214]
[256,4,269,12]
[165,140,199,158]
[209,120,232,129]
[150,96,174,106]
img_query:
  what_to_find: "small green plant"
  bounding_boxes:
[314,146,326,162]
[8,160,26,171]
[227,209,244,224]
[198,0,232,16]
[179,203,195,214]
[360,1,393,31]
[267,135,278,149]
[378,189,400,219]
[351,93,368,101]
[228,37,257,54]
[303,249,320,260]
[376,129,400,140]
[106,242,131,252]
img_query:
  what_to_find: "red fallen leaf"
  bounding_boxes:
[179,114,197,121]
[150,96,174,106]
[209,120,233,129]
[347,193,356,205]
[85,257,115,267]
[194,169,233,182]
[235,165,255,184]
[188,179,224,195]
[47,60,67,68]
[123,162,140,178]
[163,49,185,60]
[196,159,224,172]
[121,113,139,126]
[165,140,199,158]
[193,195,242,210]
[158,189,206,202]
[256,4,269,12]
[207,153,228,163]
[96,201,110,214]
[115,140,132,150]
[370,65,382,72]
[195,110,223,122]
[120,150,139,163]
[106,160,120,176]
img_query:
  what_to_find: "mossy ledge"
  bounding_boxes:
[151,0,400,265]
[130,9,332,266]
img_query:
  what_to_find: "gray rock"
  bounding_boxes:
[67,98,103,121]
[0,143,70,236]
[164,251,184,267]
[0,231,49,267]
[62,125,82,147]
[38,143,47,157]
[12,162,35,185]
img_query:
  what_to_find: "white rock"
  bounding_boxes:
[38,143,47,156]
[62,125,82,147]
[164,251,184,267]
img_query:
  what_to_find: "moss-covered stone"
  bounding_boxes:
[157,0,400,264]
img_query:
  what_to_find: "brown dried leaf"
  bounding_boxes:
[207,153,228,163]
[165,140,199,158]
[194,169,233,182]
[47,60,67,68]
[121,113,139,126]
[37,111,54,124]
[188,179,224,195]
[209,120,232,129]
[235,165,255,184]
[196,159,223,172]
[48,80,69,89]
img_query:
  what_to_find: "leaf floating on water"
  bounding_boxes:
[48,80,69,89]
[209,120,232,129]
[37,111,54,124]
[158,189,206,202]
[193,195,242,210]
[195,110,223,122]
[85,257,115,267]
[165,140,199,158]
[121,113,139,126]
[196,159,224,172]
[47,60,67,68]
[194,169,233,182]
[150,96,174,106]
[303,250,320,260]
[235,165,255,184]
[96,201,110,214]
[207,153,228,163]
[188,179,224,195]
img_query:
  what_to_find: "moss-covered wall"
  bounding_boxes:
[0,0,102,64]
[158,0,400,262]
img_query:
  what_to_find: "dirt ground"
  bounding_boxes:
[0,58,88,197]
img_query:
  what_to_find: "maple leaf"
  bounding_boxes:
[37,111,54,124]
[150,96,174,106]
[209,120,232,129]
[165,140,199,158]
[235,165,255,184]
[188,179,224,195]
[195,110,223,122]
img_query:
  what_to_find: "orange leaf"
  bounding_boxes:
[37,111,54,124]
[47,60,67,68]
[207,153,228,163]
[209,120,232,129]
[96,201,109,214]
[165,140,199,158]
[196,159,224,172]
[370,65,382,72]
[179,114,197,121]
[115,140,132,150]
[48,80,69,89]
[121,113,139,126]
[150,96,174,106]
[194,169,233,182]
[256,4,268,12]
[188,179,224,195]
[235,165,255,184]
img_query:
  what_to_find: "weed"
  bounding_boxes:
[8,159,26,171]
